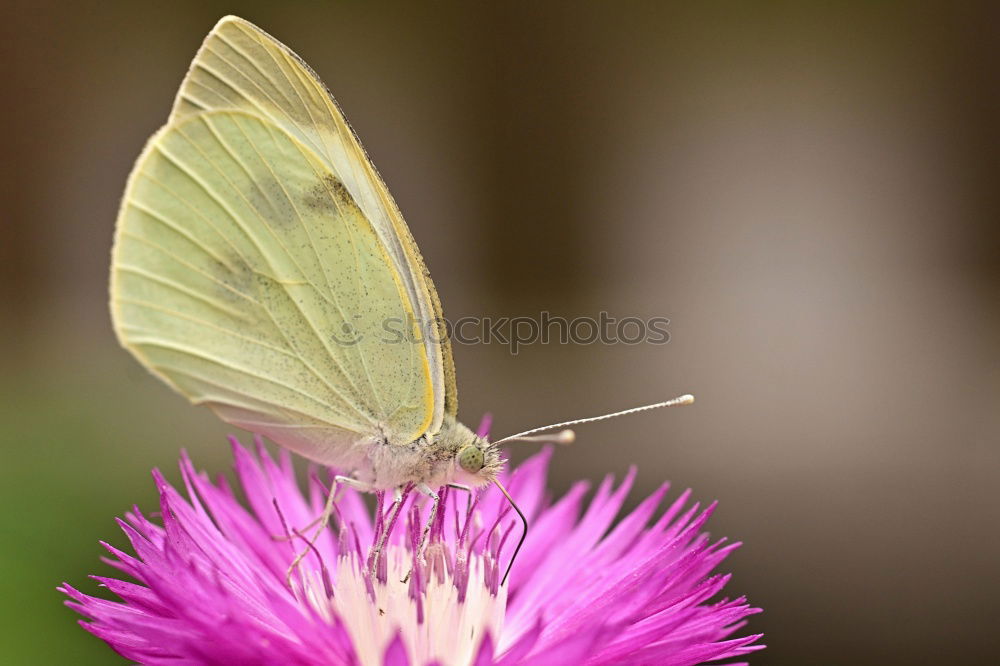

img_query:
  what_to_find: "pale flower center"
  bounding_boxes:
[302,545,507,666]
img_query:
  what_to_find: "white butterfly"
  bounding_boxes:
[110,16,692,581]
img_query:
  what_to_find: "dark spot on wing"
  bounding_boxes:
[303,173,361,218]
[216,252,257,303]
[248,178,299,230]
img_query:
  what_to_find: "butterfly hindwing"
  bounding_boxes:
[111,109,435,466]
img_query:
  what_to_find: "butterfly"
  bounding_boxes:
[110,15,692,583]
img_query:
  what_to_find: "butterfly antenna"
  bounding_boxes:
[493,393,695,445]
[494,479,527,587]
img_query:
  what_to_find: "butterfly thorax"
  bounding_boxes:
[360,415,503,490]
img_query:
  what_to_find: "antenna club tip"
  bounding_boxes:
[679,394,695,405]
[557,429,576,445]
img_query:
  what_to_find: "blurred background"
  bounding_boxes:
[2,1,998,663]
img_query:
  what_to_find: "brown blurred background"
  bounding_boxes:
[2,1,998,664]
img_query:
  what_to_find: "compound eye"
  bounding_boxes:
[457,445,485,473]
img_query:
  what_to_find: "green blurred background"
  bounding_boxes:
[2,1,998,664]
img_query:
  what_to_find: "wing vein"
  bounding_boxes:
[209,33,300,115]
[132,338,343,414]
[135,167,257,270]
[159,364,366,432]
[116,297,297,358]
[115,265,248,320]
[118,231,261,306]
[126,198,238,272]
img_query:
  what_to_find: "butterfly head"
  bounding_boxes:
[456,436,503,485]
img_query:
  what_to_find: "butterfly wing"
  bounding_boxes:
[110,17,455,466]
[171,15,458,420]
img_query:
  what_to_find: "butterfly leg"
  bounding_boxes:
[334,475,375,493]
[416,484,441,558]
[369,486,404,579]
[273,474,353,542]
[406,483,442,574]
[285,475,369,589]
[446,482,474,518]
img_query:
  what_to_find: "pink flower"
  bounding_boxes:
[61,431,763,665]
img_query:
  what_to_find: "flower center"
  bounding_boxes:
[301,545,505,666]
